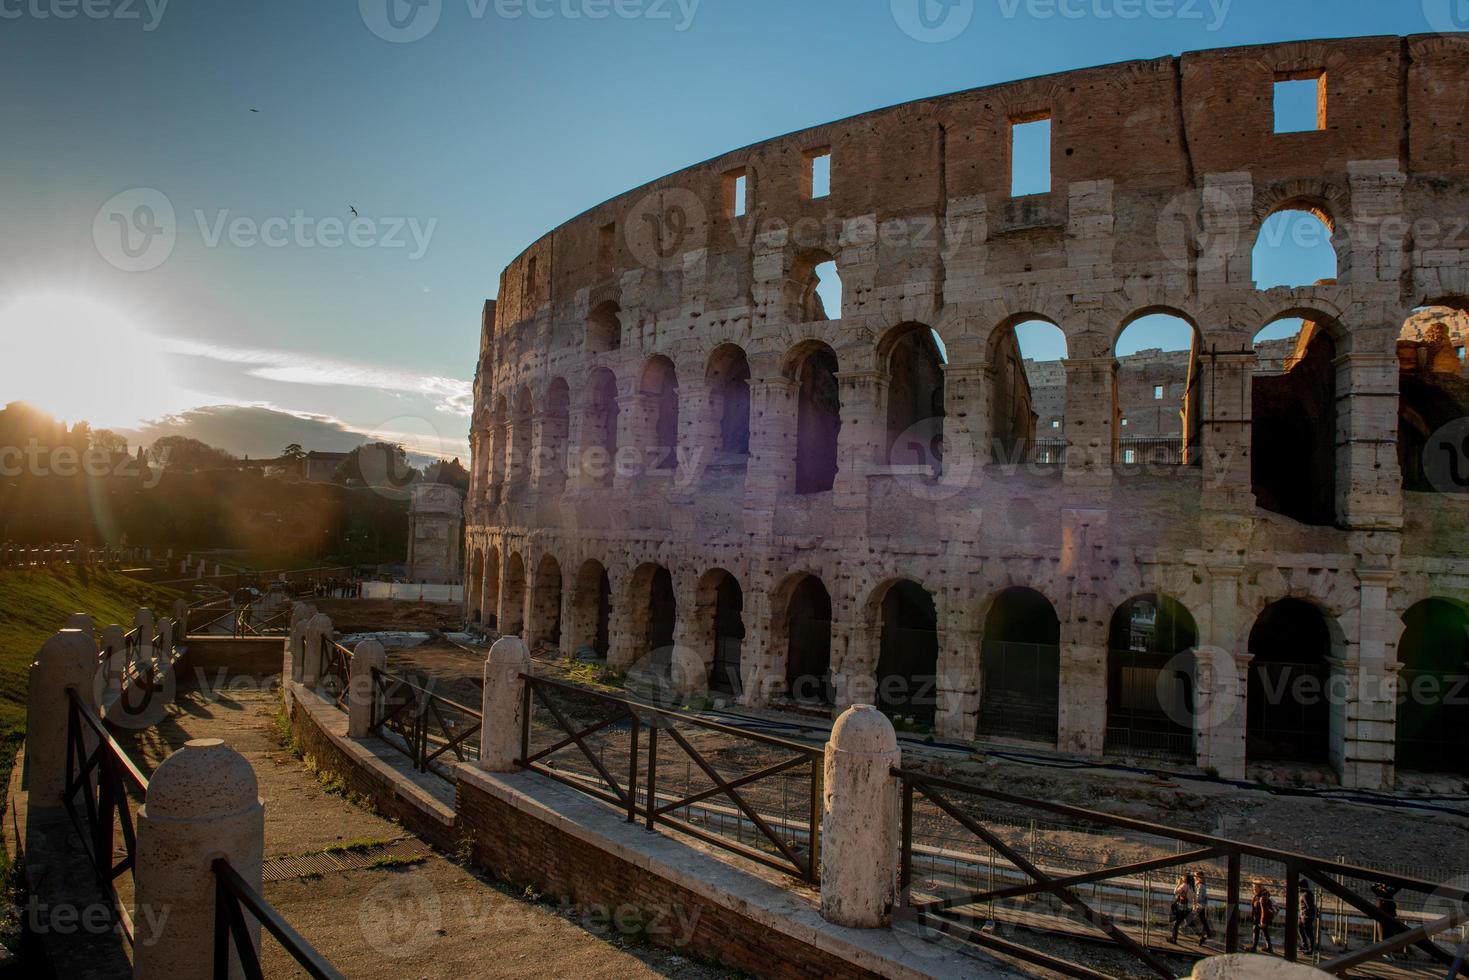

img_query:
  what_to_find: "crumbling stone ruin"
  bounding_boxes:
[466,37,1469,790]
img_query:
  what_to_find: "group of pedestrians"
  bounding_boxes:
[1169,872,1320,956]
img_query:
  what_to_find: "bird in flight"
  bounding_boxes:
[249,108,260,113]
[349,206,359,217]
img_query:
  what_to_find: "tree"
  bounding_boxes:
[149,435,236,473]
[332,442,416,489]
[281,443,305,460]
[420,456,470,493]
[90,429,129,455]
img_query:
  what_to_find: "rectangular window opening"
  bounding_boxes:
[804,148,831,200]
[1123,449,1137,464]
[1153,385,1164,400]
[1274,72,1326,134]
[1050,419,1061,429]
[724,168,749,218]
[1010,115,1052,197]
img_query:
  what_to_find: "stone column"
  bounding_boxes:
[614,391,659,488]
[1056,616,1107,759]
[347,639,386,739]
[833,371,887,525]
[132,739,264,980]
[1062,355,1114,489]
[744,378,798,515]
[935,597,980,743]
[820,705,900,928]
[738,584,775,707]
[1198,350,1256,512]
[1341,570,1396,789]
[25,630,99,806]
[1194,565,1249,779]
[941,361,991,473]
[302,613,333,688]
[480,636,530,771]
[173,597,189,639]
[675,380,711,488]
[1335,351,1403,530]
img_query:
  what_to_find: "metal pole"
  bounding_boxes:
[626,718,639,823]
[645,726,658,832]
[1225,849,1241,953]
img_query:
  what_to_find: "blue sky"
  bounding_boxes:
[0,0,1450,458]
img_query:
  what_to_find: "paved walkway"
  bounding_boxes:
[123,685,733,979]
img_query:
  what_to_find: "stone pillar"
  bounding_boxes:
[1198,350,1256,511]
[1335,351,1403,530]
[820,705,900,928]
[833,371,887,520]
[1062,355,1114,488]
[302,613,333,688]
[675,380,711,488]
[614,391,659,489]
[480,636,530,772]
[941,361,991,472]
[63,612,95,638]
[133,607,155,677]
[347,639,386,739]
[1057,616,1107,759]
[25,630,99,806]
[173,597,189,639]
[1342,570,1396,789]
[935,592,979,742]
[284,603,315,684]
[744,378,799,515]
[738,585,775,707]
[1194,565,1249,779]
[133,739,265,980]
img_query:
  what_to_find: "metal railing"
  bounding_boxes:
[212,858,343,980]
[320,637,353,709]
[894,767,1469,980]
[63,688,150,943]
[369,667,483,774]
[517,674,822,883]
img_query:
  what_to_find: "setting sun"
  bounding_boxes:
[0,294,191,429]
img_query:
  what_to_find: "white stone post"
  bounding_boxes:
[820,705,900,928]
[347,639,386,738]
[479,636,530,771]
[132,739,265,980]
[302,613,333,688]
[63,612,95,638]
[25,630,100,806]
[173,597,189,638]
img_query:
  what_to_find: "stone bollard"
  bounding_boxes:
[133,739,265,980]
[1191,955,1330,979]
[347,639,386,738]
[25,630,101,806]
[63,613,96,641]
[479,636,530,772]
[173,597,189,639]
[820,705,901,928]
[302,613,333,688]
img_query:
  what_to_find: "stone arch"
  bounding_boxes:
[977,586,1060,745]
[1251,312,1342,526]
[1394,597,1469,775]
[540,377,571,494]
[1104,592,1199,761]
[791,247,842,322]
[704,343,752,459]
[1246,597,1337,766]
[878,322,945,472]
[510,387,535,487]
[987,313,1067,464]
[489,395,509,505]
[640,355,679,471]
[1396,303,1469,493]
[586,300,623,354]
[694,568,745,696]
[467,547,485,623]
[530,553,563,649]
[772,572,834,706]
[483,545,501,630]
[784,340,841,494]
[627,562,677,668]
[869,578,939,727]
[1113,308,1204,466]
[583,366,620,488]
[569,558,612,659]
[502,551,527,636]
[1250,188,1350,288]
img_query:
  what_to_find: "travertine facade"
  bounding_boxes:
[406,483,463,585]
[467,37,1469,789]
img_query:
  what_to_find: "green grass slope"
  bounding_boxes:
[0,566,182,738]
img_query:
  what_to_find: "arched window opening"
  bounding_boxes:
[1395,599,1469,774]
[793,250,841,322]
[1114,313,1200,466]
[483,547,500,630]
[541,378,571,494]
[468,549,485,624]
[502,552,527,636]
[700,570,745,696]
[1253,208,1338,289]
[705,344,751,460]
[571,559,611,659]
[586,301,622,354]
[531,555,563,649]
[978,587,1060,744]
[641,356,679,471]
[1105,594,1198,761]
[1252,317,1338,525]
[586,368,620,488]
[1246,598,1333,765]
[791,344,841,494]
[884,323,946,472]
[992,318,1067,464]
[783,575,833,706]
[489,396,508,505]
[875,580,939,728]
[511,388,534,487]
[1398,306,1469,493]
[634,564,678,670]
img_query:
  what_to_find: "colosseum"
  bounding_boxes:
[465,35,1469,792]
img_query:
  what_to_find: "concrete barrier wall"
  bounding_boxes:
[310,598,462,632]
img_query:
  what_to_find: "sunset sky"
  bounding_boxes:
[0,0,1439,460]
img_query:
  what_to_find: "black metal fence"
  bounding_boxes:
[895,767,1469,980]
[369,667,483,775]
[518,674,822,883]
[978,640,1060,744]
[212,858,344,980]
[319,637,353,710]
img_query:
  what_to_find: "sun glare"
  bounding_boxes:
[0,294,192,430]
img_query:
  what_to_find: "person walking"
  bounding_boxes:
[1249,880,1277,954]
[1194,871,1215,943]
[1170,873,1196,943]
[1299,878,1319,955]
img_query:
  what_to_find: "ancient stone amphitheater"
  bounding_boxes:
[466,35,1469,790]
